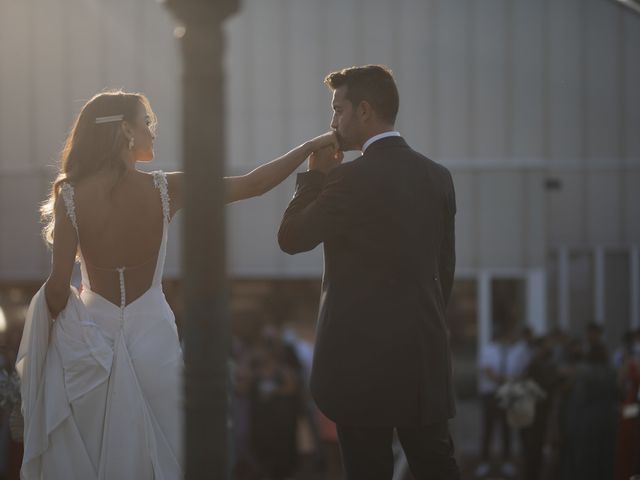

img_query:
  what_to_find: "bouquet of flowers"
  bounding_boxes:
[0,369,23,442]
[496,379,546,428]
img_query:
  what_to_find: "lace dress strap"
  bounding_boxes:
[150,171,170,287]
[151,171,170,223]
[59,182,78,234]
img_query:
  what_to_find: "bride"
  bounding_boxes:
[17,90,337,479]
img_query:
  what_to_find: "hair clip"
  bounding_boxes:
[95,114,124,124]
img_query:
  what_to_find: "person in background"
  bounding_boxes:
[250,334,301,480]
[475,324,520,478]
[614,330,640,480]
[519,335,560,480]
[559,343,618,480]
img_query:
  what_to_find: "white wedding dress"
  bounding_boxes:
[17,171,183,479]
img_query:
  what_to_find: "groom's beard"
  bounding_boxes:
[335,131,353,151]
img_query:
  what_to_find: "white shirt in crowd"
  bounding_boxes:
[478,340,531,395]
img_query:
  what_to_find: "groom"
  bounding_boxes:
[278,65,460,479]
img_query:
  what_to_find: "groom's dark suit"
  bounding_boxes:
[278,136,458,478]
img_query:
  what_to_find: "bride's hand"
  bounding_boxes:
[307,131,339,152]
[308,145,344,175]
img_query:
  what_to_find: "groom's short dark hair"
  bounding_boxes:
[324,65,399,124]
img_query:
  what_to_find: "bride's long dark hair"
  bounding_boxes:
[40,90,157,246]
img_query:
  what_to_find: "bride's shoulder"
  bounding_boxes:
[138,170,183,213]
[163,171,184,212]
[140,169,181,182]
[163,171,183,181]
[160,171,183,190]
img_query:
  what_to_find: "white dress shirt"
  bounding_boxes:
[362,130,401,153]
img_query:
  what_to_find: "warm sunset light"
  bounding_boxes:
[0,1,639,479]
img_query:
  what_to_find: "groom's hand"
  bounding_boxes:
[308,131,339,151]
[308,146,343,175]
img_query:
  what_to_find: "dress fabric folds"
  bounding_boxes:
[16,171,183,479]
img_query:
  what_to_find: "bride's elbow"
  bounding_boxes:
[44,281,70,318]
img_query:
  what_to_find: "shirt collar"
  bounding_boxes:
[361,131,401,153]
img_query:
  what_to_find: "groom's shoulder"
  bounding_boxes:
[427,155,450,172]
[329,154,366,178]
[410,149,452,179]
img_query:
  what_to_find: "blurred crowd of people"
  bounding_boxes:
[230,323,342,480]
[228,318,640,480]
[0,311,638,480]
[476,323,640,480]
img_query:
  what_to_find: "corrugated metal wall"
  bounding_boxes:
[0,0,181,279]
[0,0,639,281]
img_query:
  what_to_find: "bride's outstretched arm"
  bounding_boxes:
[224,131,337,203]
[166,132,338,211]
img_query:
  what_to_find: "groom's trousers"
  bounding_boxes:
[336,421,460,480]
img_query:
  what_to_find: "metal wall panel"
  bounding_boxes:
[434,0,471,160]
[586,170,622,244]
[33,0,67,171]
[0,1,32,172]
[477,171,525,268]
[472,0,509,160]
[512,0,545,161]
[623,12,640,165]
[548,171,587,246]
[548,0,584,165]
[1,0,639,281]
[584,0,622,165]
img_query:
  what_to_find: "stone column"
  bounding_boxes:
[164,2,238,478]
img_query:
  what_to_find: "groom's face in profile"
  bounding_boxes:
[331,86,363,151]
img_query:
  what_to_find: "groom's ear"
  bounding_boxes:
[358,100,374,122]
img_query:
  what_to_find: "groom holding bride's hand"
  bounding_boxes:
[279,65,460,480]
[308,144,344,174]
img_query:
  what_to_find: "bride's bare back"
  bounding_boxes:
[42,88,335,318]
[72,170,168,307]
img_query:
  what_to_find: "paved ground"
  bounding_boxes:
[289,399,538,480]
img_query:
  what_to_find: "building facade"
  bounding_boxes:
[0,0,639,355]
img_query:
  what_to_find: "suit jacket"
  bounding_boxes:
[278,136,456,426]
